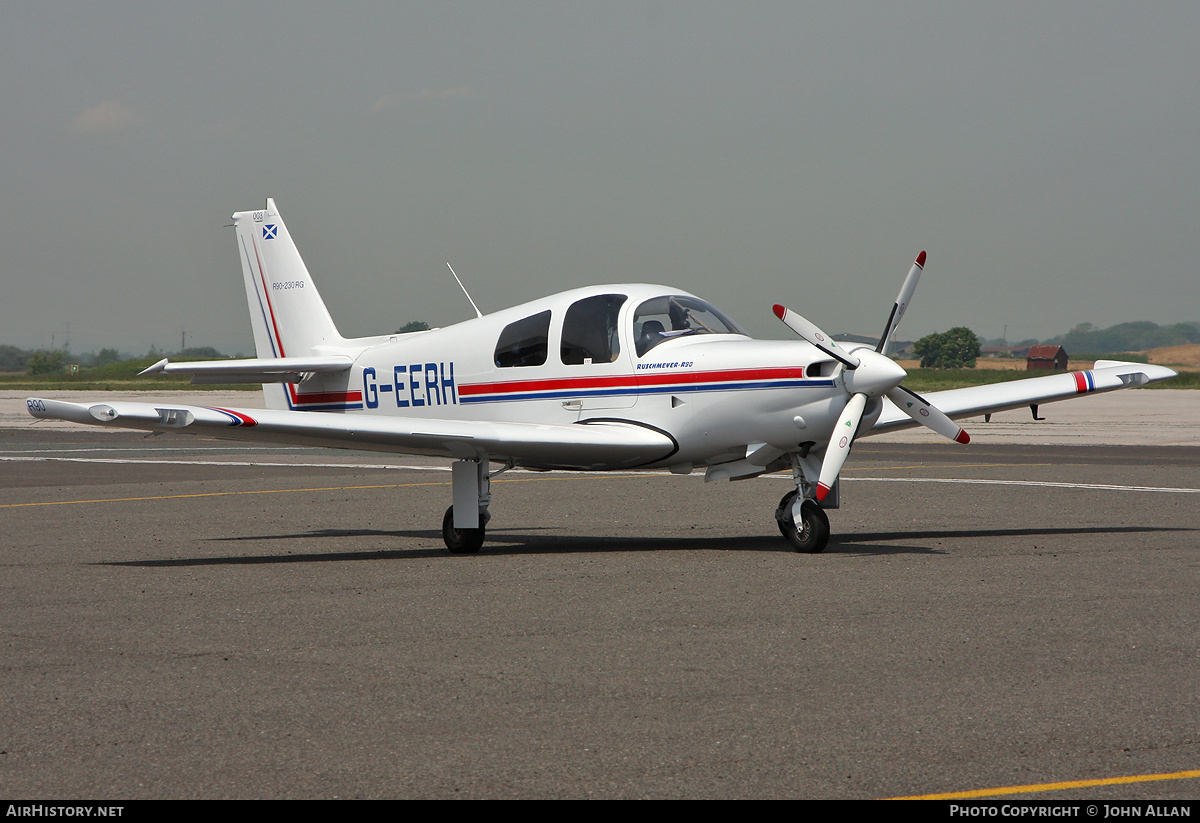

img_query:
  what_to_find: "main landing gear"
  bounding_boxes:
[442,505,487,554]
[442,456,501,554]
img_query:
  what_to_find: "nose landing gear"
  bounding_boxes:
[774,489,830,553]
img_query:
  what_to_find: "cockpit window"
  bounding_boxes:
[633,295,747,356]
[495,310,551,367]
[561,294,627,365]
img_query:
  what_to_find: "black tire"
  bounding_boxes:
[775,491,798,539]
[775,492,830,553]
[442,506,485,554]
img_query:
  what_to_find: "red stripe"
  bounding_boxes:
[288,387,363,404]
[1073,372,1088,393]
[252,237,287,358]
[212,407,258,427]
[459,367,806,397]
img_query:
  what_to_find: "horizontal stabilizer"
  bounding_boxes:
[139,356,353,384]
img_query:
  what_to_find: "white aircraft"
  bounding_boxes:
[27,199,1177,553]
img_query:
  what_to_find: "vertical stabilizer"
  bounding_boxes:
[232,199,346,408]
[233,198,345,357]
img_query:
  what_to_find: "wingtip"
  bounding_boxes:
[138,358,169,376]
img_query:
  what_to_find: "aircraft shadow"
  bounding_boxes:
[831,525,1195,556]
[96,524,1195,568]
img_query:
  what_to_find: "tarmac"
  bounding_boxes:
[1,388,1197,799]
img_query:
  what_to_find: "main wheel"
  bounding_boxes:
[774,491,830,553]
[442,506,485,554]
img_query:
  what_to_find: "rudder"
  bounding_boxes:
[232,198,345,360]
[232,199,346,410]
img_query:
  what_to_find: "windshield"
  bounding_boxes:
[632,295,747,356]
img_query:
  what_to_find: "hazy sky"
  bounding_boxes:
[2,2,1197,356]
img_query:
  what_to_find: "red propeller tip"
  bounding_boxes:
[955,430,970,444]
[915,251,926,268]
[772,304,787,319]
[815,483,830,502]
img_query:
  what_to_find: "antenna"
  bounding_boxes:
[446,263,483,319]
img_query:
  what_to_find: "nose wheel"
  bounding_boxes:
[775,490,830,553]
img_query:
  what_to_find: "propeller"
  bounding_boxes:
[772,304,860,370]
[877,250,925,356]
[886,385,970,444]
[774,251,969,502]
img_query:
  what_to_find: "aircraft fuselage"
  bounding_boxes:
[287,283,855,471]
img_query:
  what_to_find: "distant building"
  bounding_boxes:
[1026,344,1068,370]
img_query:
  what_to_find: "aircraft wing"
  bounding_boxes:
[868,360,1178,435]
[24,398,676,471]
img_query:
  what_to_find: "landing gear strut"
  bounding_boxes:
[443,457,493,554]
[774,490,830,553]
[773,452,831,553]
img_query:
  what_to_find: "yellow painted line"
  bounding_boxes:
[0,473,641,509]
[891,768,1200,799]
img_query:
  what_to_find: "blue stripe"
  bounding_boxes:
[211,409,246,426]
[293,402,365,412]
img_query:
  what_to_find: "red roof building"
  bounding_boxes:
[1026,344,1068,370]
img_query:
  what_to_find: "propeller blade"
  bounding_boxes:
[887,385,970,444]
[772,304,860,370]
[816,392,867,501]
[876,251,925,356]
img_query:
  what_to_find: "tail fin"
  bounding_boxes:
[232,199,346,409]
[233,198,345,360]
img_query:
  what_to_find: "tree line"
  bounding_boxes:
[0,345,229,374]
[912,320,1199,369]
